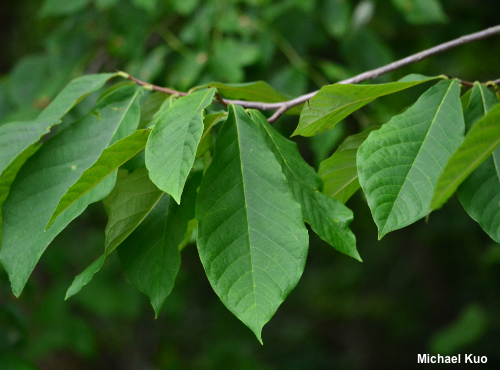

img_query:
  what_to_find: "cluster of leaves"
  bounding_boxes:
[1,67,499,342]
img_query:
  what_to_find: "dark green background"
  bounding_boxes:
[1,0,500,368]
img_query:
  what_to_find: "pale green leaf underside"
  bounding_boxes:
[431,85,500,211]
[117,172,201,317]
[0,73,116,177]
[47,129,150,228]
[146,88,215,203]
[65,255,105,300]
[104,166,164,255]
[319,126,378,203]
[249,110,359,261]
[196,104,309,343]
[294,74,440,137]
[357,79,463,238]
[0,84,142,296]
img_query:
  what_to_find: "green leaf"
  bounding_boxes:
[196,112,227,158]
[392,0,447,25]
[319,127,378,203]
[199,81,302,114]
[0,144,41,246]
[196,104,309,342]
[0,73,116,176]
[138,92,167,129]
[47,129,151,228]
[457,85,500,243]
[117,172,202,317]
[357,79,463,238]
[431,87,500,211]
[250,110,359,260]
[131,0,157,13]
[65,255,105,300]
[463,83,498,131]
[40,0,90,17]
[0,84,143,296]
[294,74,440,137]
[146,88,215,203]
[104,166,164,255]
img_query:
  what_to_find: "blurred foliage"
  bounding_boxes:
[1,0,500,369]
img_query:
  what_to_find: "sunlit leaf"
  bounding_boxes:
[48,129,151,228]
[0,84,142,296]
[146,88,215,203]
[357,79,463,238]
[294,74,440,137]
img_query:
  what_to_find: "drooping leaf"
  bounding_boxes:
[65,255,105,300]
[146,88,215,203]
[198,81,302,114]
[48,129,151,228]
[249,110,359,261]
[430,92,500,210]
[196,104,309,342]
[104,166,164,255]
[319,126,378,203]
[294,74,440,137]
[0,73,116,176]
[357,79,463,238]
[117,172,202,317]
[0,84,143,296]
[457,85,500,242]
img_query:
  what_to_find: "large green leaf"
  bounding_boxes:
[146,89,215,203]
[199,81,302,114]
[196,112,227,158]
[457,85,500,242]
[357,79,463,238]
[0,144,41,246]
[0,85,143,296]
[0,73,116,177]
[392,0,447,24]
[47,129,150,228]
[430,88,500,210]
[249,110,359,261]
[294,74,440,137]
[319,127,378,203]
[196,104,309,342]
[104,166,164,255]
[117,171,202,317]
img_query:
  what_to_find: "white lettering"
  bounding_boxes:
[430,356,436,363]
[452,356,458,364]
[481,356,487,363]
[465,354,472,363]
[417,354,428,363]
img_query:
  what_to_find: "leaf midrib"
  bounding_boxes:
[380,81,454,236]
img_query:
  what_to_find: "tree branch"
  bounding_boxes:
[120,25,500,123]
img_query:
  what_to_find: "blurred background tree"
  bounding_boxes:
[1,0,500,369]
